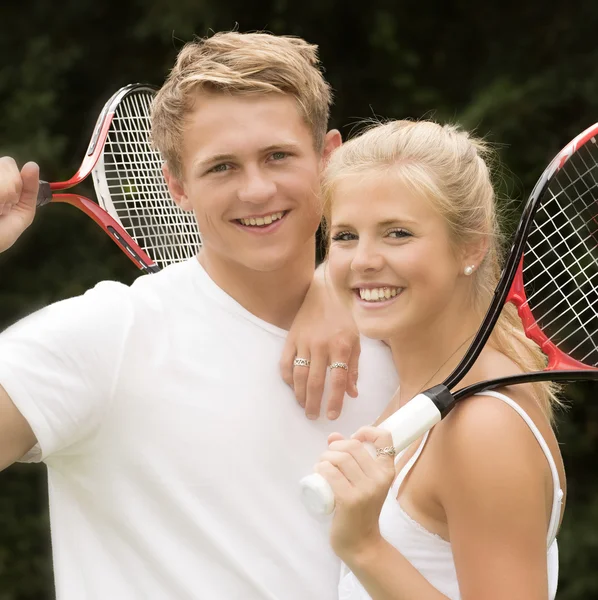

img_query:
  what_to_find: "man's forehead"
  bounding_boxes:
[185,101,312,159]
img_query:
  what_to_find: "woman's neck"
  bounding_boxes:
[387,309,484,410]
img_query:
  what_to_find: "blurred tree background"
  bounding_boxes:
[1,0,598,598]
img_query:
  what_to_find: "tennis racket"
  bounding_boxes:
[35,83,201,273]
[301,123,598,516]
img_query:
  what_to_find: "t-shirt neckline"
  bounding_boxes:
[187,257,289,338]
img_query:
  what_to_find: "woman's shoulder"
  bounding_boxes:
[445,344,547,432]
[428,392,550,515]
[431,346,552,487]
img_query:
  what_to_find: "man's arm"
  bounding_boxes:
[0,157,42,470]
[0,158,40,470]
[0,384,36,471]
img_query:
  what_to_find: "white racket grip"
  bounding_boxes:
[300,392,443,517]
[379,392,442,451]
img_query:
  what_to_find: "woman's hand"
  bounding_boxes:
[0,158,39,253]
[280,264,360,420]
[314,427,397,561]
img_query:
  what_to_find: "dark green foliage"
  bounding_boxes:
[1,1,597,597]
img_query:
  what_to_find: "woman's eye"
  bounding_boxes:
[331,231,356,242]
[387,228,411,239]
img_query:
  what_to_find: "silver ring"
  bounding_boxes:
[329,362,349,371]
[376,446,398,458]
[293,357,311,368]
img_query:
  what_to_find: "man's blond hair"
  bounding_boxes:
[151,31,333,180]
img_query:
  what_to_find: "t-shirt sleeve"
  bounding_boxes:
[0,281,134,462]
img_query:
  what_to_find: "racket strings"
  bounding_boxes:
[522,137,598,366]
[99,89,201,267]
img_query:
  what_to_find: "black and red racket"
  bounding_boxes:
[301,123,598,515]
[36,83,201,273]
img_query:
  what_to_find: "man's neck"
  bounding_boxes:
[197,243,316,330]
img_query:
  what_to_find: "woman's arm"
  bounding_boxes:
[316,428,449,600]
[280,262,360,419]
[438,394,552,600]
[341,535,449,600]
[318,391,555,600]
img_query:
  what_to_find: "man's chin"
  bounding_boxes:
[235,250,300,273]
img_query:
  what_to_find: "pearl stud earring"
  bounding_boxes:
[464,265,475,276]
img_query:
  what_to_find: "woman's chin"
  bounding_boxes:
[354,320,402,341]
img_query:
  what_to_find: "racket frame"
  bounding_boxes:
[446,123,598,390]
[36,84,162,273]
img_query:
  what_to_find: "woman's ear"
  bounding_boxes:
[461,236,490,274]
[163,163,192,212]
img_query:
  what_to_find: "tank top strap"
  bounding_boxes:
[474,390,563,546]
[391,429,431,494]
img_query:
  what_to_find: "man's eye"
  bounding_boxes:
[331,231,356,242]
[270,151,288,161]
[209,164,231,173]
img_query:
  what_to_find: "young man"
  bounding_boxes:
[0,32,398,599]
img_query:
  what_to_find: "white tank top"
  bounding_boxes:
[338,391,564,600]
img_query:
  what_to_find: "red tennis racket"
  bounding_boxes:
[301,123,598,516]
[36,84,201,273]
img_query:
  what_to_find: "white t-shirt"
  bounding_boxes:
[0,258,399,600]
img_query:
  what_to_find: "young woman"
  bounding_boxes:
[314,120,566,600]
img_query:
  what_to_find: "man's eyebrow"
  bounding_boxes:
[194,154,236,172]
[261,142,302,152]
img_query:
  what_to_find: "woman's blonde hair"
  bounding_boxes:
[322,120,561,422]
[151,31,333,181]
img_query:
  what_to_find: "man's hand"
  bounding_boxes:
[0,158,39,253]
[281,265,360,420]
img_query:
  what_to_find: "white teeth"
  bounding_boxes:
[239,212,284,227]
[358,287,400,302]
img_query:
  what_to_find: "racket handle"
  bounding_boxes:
[300,390,448,517]
[37,181,52,207]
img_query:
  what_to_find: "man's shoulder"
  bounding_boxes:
[359,336,394,363]
[122,258,202,312]
[358,336,399,388]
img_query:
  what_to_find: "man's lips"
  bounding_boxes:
[232,210,289,233]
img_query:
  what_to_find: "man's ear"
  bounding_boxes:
[163,163,192,212]
[321,129,342,166]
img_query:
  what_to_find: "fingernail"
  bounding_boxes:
[327,411,339,420]
[307,413,317,420]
